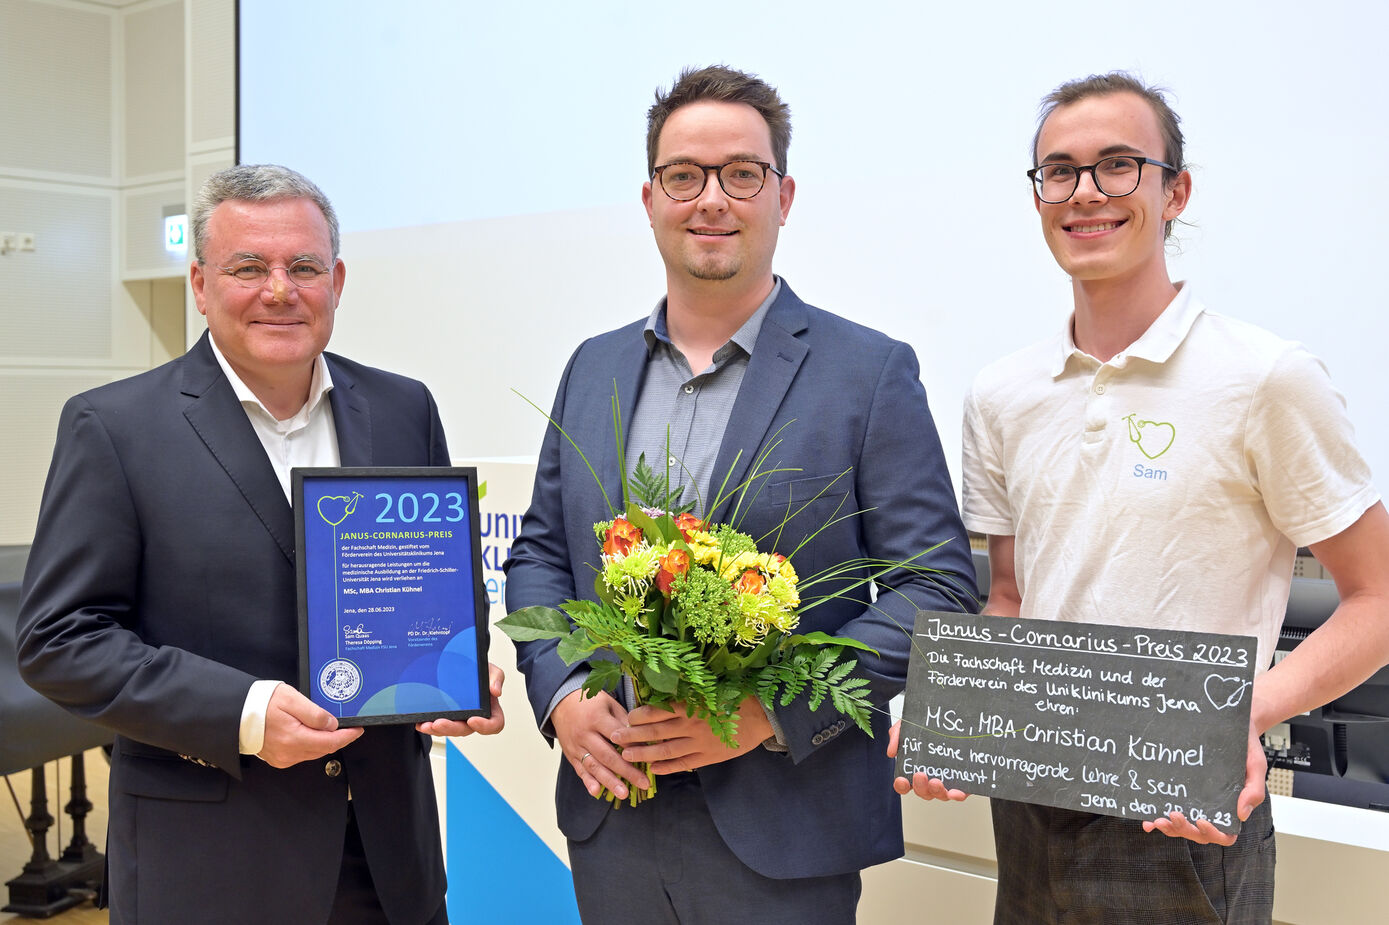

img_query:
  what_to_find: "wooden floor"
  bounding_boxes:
[1,751,108,923]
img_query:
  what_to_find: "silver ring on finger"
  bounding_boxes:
[579,751,592,764]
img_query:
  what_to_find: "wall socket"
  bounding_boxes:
[0,232,36,254]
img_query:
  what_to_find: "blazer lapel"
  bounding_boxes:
[709,286,809,519]
[325,358,373,467]
[593,326,650,515]
[180,334,296,563]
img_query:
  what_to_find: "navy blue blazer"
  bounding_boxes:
[506,282,978,879]
[18,333,450,925]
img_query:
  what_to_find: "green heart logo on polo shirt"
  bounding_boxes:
[1123,413,1175,460]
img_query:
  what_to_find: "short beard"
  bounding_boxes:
[685,257,740,281]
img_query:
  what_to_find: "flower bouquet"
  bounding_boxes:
[498,428,955,805]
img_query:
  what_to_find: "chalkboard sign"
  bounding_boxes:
[897,610,1257,834]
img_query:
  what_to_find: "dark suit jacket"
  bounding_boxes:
[505,282,978,879]
[18,333,450,925]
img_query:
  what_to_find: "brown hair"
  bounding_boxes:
[1034,72,1185,236]
[646,65,792,176]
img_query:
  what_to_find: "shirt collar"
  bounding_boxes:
[643,277,782,358]
[1050,281,1202,377]
[208,335,334,422]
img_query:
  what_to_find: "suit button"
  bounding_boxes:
[324,759,343,777]
[811,733,824,747]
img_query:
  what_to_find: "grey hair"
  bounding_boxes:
[191,164,340,262]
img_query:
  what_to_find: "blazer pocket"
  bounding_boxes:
[116,742,229,803]
[751,473,851,509]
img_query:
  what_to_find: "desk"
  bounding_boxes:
[856,770,1389,924]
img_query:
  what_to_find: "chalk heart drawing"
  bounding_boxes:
[1124,413,1176,460]
[1204,674,1249,711]
[317,491,363,527]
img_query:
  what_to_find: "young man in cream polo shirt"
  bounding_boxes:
[894,73,1389,924]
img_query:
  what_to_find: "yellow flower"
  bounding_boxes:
[719,550,762,582]
[684,532,722,567]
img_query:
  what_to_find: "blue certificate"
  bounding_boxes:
[293,467,489,726]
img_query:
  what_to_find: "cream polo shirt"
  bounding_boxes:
[208,337,340,755]
[962,283,1378,674]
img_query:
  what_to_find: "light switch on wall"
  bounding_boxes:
[0,232,37,254]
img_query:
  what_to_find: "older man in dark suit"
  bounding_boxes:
[17,165,503,925]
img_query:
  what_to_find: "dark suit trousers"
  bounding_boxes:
[566,773,860,925]
[992,797,1275,924]
[330,804,448,925]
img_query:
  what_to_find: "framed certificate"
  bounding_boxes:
[293,467,490,726]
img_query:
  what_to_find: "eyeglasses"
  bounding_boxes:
[1026,156,1176,203]
[217,259,332,289]
[652,160,784,201]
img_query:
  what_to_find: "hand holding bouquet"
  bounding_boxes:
[500,454,885,805]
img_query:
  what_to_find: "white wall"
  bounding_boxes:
[0,0,189,546]
[239,1,1389,502]
[234,5,1389,921]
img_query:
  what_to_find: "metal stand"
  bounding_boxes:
[4,753,104,918]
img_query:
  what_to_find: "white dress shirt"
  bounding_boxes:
[207,337,340,755]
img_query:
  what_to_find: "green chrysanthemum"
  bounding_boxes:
[733,611,767,646]
[767,573,800,608]
[602,545,660,593]
[733,591,791,646]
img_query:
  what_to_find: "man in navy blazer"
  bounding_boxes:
[505,66,977,922]
[18,165,503,925]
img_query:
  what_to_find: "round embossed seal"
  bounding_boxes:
[318,658,362,702]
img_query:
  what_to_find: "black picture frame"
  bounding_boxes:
[293,466,490,727]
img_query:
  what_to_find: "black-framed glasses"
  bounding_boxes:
[217,258,333,289]
[652,160,784,201]
[1026,156,1176,203]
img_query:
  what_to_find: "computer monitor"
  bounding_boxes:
[1266,575,1389,811]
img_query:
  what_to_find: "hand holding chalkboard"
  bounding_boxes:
[895,611,1257,836]
[889,721,969,802]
